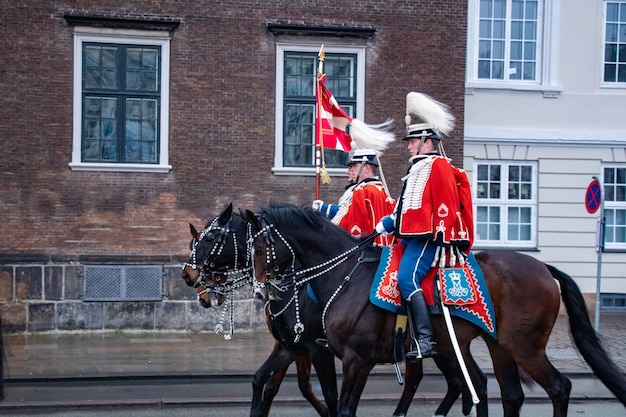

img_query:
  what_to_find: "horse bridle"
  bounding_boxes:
[250,215,378,342]
[184,216,253,297]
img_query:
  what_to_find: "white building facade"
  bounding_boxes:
[464,0,626,310]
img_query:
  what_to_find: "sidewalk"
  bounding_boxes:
[2,313,625,381]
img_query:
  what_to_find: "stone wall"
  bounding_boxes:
[0,262,266,334]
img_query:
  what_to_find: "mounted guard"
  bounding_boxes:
[376,92,474,359]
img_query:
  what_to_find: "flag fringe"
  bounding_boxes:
[349,118,395,154]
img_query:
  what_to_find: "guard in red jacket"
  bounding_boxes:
[376,92,474,359]
[313,149,396,247]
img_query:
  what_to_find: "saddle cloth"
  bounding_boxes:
[370,244,497,339]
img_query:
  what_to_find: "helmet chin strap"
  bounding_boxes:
[355,156,367,182]
[416,137,427,155]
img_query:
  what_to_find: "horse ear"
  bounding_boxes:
[189,223,200,240]
[245,209,261,229]
[217,202,233,226]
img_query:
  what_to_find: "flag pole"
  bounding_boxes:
[315,45,325,200]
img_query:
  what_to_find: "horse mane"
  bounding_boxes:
[259,202,357,243]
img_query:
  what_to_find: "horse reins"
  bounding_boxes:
[251,217,379,342]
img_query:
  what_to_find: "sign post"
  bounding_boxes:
[585,176,604,331]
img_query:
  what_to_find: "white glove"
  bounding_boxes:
[375,221,387,234]
[312,200,324,212]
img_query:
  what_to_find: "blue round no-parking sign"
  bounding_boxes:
[585,179,602,214]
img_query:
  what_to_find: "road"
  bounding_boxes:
[1,372,623,416]
[1,400,624,416]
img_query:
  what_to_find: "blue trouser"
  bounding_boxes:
[397,238,437,300]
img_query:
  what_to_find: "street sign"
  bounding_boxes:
[585,178,602,214]
[586,176,605,332]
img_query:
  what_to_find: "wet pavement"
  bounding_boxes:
[1,313,624,411]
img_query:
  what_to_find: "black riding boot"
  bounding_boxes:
[406,290,437,359]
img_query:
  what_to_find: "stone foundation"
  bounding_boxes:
[0,262,266,334]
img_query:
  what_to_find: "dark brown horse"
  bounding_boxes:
[246,203,626,417]
[182,204,338,417]
[183,204,486,417]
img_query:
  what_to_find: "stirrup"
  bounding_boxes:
[406,341,437,360]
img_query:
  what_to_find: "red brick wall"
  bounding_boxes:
[0,0,467,260]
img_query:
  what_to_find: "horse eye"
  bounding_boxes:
[255,247,264,256]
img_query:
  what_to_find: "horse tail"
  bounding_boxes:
[546,263,626,405]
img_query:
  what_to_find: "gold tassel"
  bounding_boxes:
[321,164,331,184]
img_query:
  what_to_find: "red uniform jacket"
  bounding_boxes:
[396,155,473,252]
[332,178,396,246]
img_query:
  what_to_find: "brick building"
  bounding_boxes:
[0,1,467,333]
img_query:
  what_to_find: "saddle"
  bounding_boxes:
[370,244,497,340]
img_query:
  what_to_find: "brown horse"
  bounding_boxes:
[246,203,626,417]
[182,204,338,417]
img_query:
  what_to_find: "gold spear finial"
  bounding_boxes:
[317,44,325,78]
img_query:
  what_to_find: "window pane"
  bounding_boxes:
[493,40,505,59]
[607,2,618,21]
[605,63,617,82]
[283,103,315,166]
[525,1,538,19]
[493,20,506,38]
[480,20,492,38]
[511,21,523,39]
[480,0,493,18]
[477,206,489,222]
[489,223,500,240]
[479,40,492,58]
[524,22,537,40]
[524,41,537,60]
[607,23,618,43]
[523,62,536,79]
[126,48,159,91]
[284,54,315,96]
[477,164,489,180]
[605,166,615,183]
[84,45,118,89]
[490,165,501,181]
[492,61,504,79]
[508,207,519,223]
[618,63,626,82]
[511,41,522,59]
[494,0,505,18]
[511,0,523,19]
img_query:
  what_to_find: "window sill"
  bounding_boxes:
[69,162,172,173]
[465,81,562,98]
[601,248,626,253]
[472,244,539,252]
[271,166,346,176]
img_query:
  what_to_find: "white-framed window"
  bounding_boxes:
[69,27,171,173]
[603,1,626,84]
[466,0,560,94]
[473,161,537,247]
[273,43,366,176]
[603,165,626,248]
